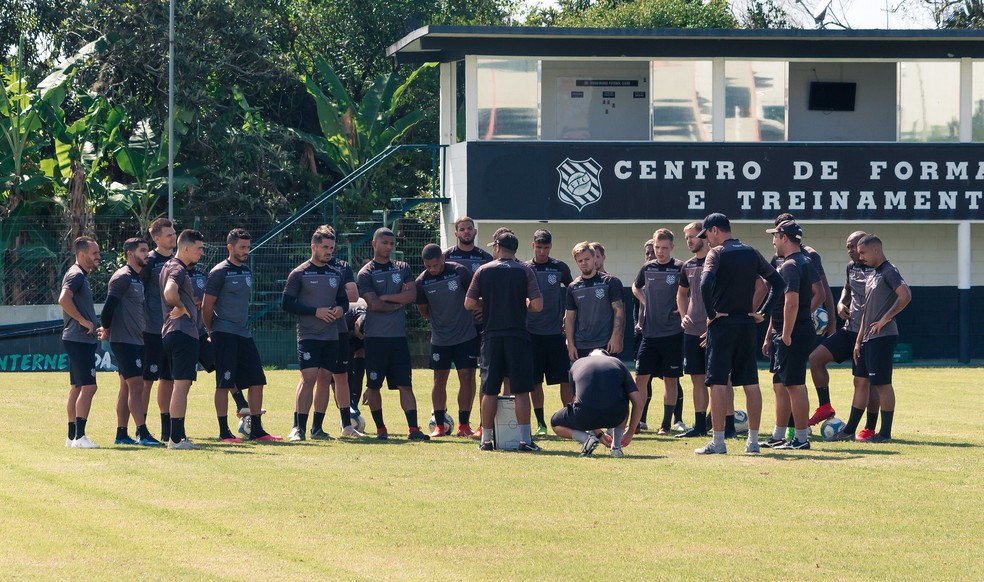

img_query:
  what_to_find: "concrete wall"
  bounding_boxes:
[788,62,897,142]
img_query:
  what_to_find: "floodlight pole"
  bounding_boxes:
[167,0,175,221]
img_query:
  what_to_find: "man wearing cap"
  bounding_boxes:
[696,213,785,455]
[464,232,544,452]
[524,229,575,435]
[762,220,815,450]
[565,241,625,360]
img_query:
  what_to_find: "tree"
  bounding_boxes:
[527,0,737,28]
[740,0,797,28]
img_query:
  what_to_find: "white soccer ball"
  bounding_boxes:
[343,412,367,432]
[428,411,455,435]
[238,416,251,437]
[812,307,829,335]
[821,417,845,441]
[734,410,749,434]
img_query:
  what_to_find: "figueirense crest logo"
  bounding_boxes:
[557,158,603,212]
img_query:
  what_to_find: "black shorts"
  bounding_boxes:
[430,336,480,371]
[111,342,144,379]
[770,330,814,387]
[575,345,606,360]
[163,332,199,382]
[531,334,570,385]
[636,333,684,378]
[213,332,266,389]
[480,334,533,395]
[64,340,98,386]
[297,339,339,371]
[855,335,897,386]
[198,333,215,373]
[819,327,859,365]
[328,332,351,375]
[364,337,412,390]
[705,318,759,387]
[683,333,707,375]
[550,402,629,431]
[142,332,169,381]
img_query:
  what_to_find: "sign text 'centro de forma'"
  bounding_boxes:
[467,143,984,221]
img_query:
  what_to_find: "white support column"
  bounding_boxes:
[712,58,725,142]
[958,222,971,291]
[960,58,973,143]
[465,55,479,142]
[440,62,453,146]
[958,221,972,362]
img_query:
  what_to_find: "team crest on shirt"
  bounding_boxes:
[90,368,96,377]
[547,274,558,286]
[666,274,677,285]
[391,273,402,284]
[448,279,459,292]
[245,275,252,287]
[471,263,480,271]
[595,288,605,299]
[224,371,232,380]
[557,158,603,212]
[136,359,142,368]
[329,278,338,288]
[196,278,205,289]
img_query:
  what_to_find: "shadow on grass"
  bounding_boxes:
[888,438,979,448]
[765,451,893,461]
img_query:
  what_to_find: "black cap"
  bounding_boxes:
[697,213,730,239]
[766,220,803,242]
[486,227,515,247]
[493,232,519,252]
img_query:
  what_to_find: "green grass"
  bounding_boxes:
[1,367,982,580]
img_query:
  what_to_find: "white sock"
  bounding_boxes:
[772,425,785,440]
[482,427,494,444]
[712,431,725,446]
[748,429,759,443]
[612,427,625,448]
[795,428,809,442]
[572,430,590,445]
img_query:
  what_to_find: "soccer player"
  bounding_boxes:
[464,232,543,451]
[633,228,685,436]
[160,229,206,449]
[696,213,785,455]
[203,228,281,442]
[100,237,163,446]
[763,220,815,450]
[841,235,910,443]
[523,229,574,435]
[564,242,625,360]
[415,244,478,437]
[60,236,102,449]
[809,231,880,439]
[318,235,362,436]
[142,218,176,441]
[676,222,712,439]
[588,241,608,273]
[633,239,657,431]
[358,227,428,441]
[346,299,368,421]
[282,226,355,441]
[550,349,646,457]
[444,216,493,274]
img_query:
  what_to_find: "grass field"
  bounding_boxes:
[2,366,982,580]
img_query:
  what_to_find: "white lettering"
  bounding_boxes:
[640,161,658,180]
[858,191,877,210]
[743,161,762,180]
[884,191,906,209]
[820,161,838,180]
[792,161,813,180]
[692,161,709,180]
[813,191,823,209]
[920,161,938,180]
[789,191,805,210]
[688,191,705,210]
[939,191,957,210]
[663,161,682,180]
[977,163,984,181]
[894,162,913,180]
[914,191,931,209]
[763,191,780,209]
[870,161,888,179]
[946,161,968,180]
[614,160,632,180]
[967,191,983,209]
[737,191,755,209]
[830,191,849,210]
[717,161,735,180]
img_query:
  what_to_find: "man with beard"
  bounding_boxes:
[565,242,625,360]
[142,218,176,441]
[60,236,102,448]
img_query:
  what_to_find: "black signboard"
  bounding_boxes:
[466,142,984,221]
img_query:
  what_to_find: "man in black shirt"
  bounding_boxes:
[142,217,176,441]
[465,232,543,452]
[444,216,494,274]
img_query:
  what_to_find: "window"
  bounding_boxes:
[477,58,539,140]
[899,61,959,142]
[724,61,786,142]
[651,61,713,142]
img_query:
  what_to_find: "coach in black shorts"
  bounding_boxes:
[465,232,543,452]
[142,217,176,441]
[696,213,785,455]
[59,236,102,449]
[550,349,646,457]
[416,244,479,437]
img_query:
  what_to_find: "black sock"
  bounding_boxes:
[231,390,249,411]
[349,358,365,407]
[845,406,865,433]
[170,417,185,442]
[371,409,385,430]
[250,414,267,438]
[160,413,171,441]
[865,410,879,431]
[534,407,546,426]
[661,404,674,430]
[312,411,325,432]
[405,409,418,430]
[641,381,653,422]
[76,417,87,438]
[879,410,894,438]
[116,426,128,440]
[674,384,684,423]
[816,386,831,407]
[787,413,795,428]
[459,410,471,426]
[340,407,351,428]
[694,411,707,433]
[68,422,76,440]
[297,413,309,433]
[217,416,231,438]
[137,424,150,439]
[433,409,445,430]
[726,414,736,434]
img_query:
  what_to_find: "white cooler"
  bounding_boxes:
[494,395,521,450]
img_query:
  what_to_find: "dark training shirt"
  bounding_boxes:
[415,261,476,346]
[61,264,98,344]
[205,259,253,337]
[566,272,623,350]
[358,260,414,338]
[160,258,200,339]
[634,258,684,338]
[569,354,638,410]
[701,238,784,320]
[143,249,172,336]
[524,257,574,336]
[283,260,349,341]
[465,258,541,338]
[105,265,146,345]
[771,251,814,334]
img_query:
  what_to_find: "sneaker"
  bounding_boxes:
[657,427,672,436]
[673,420,689,432]
[408,429,430,441]
[478,441,494,451]
[429,425,447,438]
[309,427,333,441]
[869,434,892,443]
[759,437,786,448]
[745,440,761,454]
[237,407,266,418]
[855,428,876,442]
[167,438,200,450]
[219,436,243,443]
[694,440,727,455]
[455,424,474,437]
[137,435,165,447]
[71,435,100,449]
[517,441,541,452]
[675,427,708,439]
[580,435,600,457]
[339,426,364,438]
[610,448,624,458]
[115,435,138,445]
[535,423,548,437]
[638,422,649,431]
[829,429,855,442]
[66,437,73,448]
[808,403,836,426]
[777,438,810,450]
[288,427,306,442]
[252,434,283,441]
[376,428,389,440]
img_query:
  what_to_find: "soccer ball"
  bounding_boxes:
[344,412,367,432]
[821,417,846,441]
[812,307,829,335]
[734,410,749,434]
[238,416,251,438]
[428,411,455,435]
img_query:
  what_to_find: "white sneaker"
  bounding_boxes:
[340,425,365,438]
[167,438,200,450]
[673,420,689,432]
[288,427,306,442]
[71,435,100,449]
[610,448,624,458]
[66,437,73,448]
[745,440,761,454]
[694,440,727,455]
